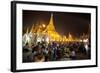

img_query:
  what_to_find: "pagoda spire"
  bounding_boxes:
[26,28,29,34]
[45,13,56,31]
[49,13,53,25]
[30,24,34,33]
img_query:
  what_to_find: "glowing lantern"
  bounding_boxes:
[37,38,41,42]
[46,37,49,43]
[42,24,46,28]
[83,39,88,43]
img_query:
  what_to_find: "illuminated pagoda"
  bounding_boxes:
[22,13,88,46]
[43,14,62,42]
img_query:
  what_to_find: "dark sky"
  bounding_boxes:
[23,10,91,37]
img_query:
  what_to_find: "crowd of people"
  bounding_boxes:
[23,41,91,62]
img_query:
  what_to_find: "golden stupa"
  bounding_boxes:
[43,14,62,41]
[24,14,82,44]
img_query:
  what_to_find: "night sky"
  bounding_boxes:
[23,10,91,37]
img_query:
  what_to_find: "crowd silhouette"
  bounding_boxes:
[23,41,91,62]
